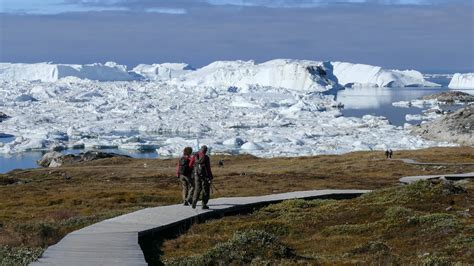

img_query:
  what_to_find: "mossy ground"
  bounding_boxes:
[0,147,473,265]
[161,180,474,265]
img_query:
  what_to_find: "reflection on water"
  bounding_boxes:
[0,144,158,174]
[336,86,473,126]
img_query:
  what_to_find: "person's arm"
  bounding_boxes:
[206,156,213,179]
[189,155,196,168]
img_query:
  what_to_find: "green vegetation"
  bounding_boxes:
[0,147,472,264]
[0,246,44,266]
[164,230,300,266]
[162,180,474,264]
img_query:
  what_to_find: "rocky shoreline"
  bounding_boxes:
[412,105,473,146]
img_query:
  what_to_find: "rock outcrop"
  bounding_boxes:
[411,105,473,145]
[421,91,474,103]
[37,151,130,168]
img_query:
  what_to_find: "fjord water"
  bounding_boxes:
[337,86,455,126]
[1,86,472,174]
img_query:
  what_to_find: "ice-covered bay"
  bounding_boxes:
[0,77,449,159]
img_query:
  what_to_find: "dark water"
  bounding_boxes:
[336,86,472,126]
[0,137,159,174]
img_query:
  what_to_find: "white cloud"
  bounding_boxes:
[145,8,187,15]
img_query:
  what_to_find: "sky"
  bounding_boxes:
[0,0,473,72]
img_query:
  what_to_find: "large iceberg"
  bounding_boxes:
[330,62,439,88]
[0,62,140,82]
[177,59,338,92]
[0,59,439,90]
[132,63,194,81]
[448,73,474,89]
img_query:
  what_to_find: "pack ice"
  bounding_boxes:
[0,59,447,157]
[448,73,474,89]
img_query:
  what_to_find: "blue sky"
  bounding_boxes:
[0,0,473,72]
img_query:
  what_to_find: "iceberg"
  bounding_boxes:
[132,63,194,81]
[330,62,439,88]
[0,62,140,82]
[0,59,453,157]
[448,73,474,89]
[177,59,338,92]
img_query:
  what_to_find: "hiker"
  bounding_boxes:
[385,150,390,159]
[190,145,213,209]
[176,147,194,206]
[389,149,393,159]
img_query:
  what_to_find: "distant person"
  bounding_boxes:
[385,150,390,159]
[190,145,213,209]
[218,159,224,167]
[389,149,393,159]
[176,147,194,206]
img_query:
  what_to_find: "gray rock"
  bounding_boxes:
[421,91,474,103]
[411,105,473,145]
[38,151,130,168]
[37,152,63,167]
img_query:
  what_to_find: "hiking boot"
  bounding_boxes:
[202,205,209,210]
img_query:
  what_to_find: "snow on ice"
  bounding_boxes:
[448,73,474,89]
[0,59,449,157]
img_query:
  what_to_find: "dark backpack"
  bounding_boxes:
[178,157,190,175]
[194,154,206,177]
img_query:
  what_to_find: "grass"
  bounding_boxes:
[161,179,474,265]
[0,146,473,264]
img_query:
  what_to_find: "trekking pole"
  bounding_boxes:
[210,180,219,194]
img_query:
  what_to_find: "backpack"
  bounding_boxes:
[178,156,190,175]
[194,154,207,177]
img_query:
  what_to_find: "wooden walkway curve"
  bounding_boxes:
[31,190,370,265]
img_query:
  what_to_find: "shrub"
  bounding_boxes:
[408,213,461,231]
[164,230,295,265]
[0,246,44,266]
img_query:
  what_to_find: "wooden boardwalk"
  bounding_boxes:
[399,172,474,184]
[31,189,370,266]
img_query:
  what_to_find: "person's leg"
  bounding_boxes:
[186,175,195,204]
[192,176,202,209]
[179,175,188,205]
[202,178,210,209]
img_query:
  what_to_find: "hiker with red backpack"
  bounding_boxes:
[176,147,194,206]
[190,145,213,209]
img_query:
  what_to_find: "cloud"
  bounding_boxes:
[1,1,472,73]
[145,8,187,14]
[1,0,469,15]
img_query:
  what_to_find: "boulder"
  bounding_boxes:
[411,105,473,145]
[37,151,130,168]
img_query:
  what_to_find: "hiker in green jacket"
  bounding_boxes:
[190,145,213,209]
